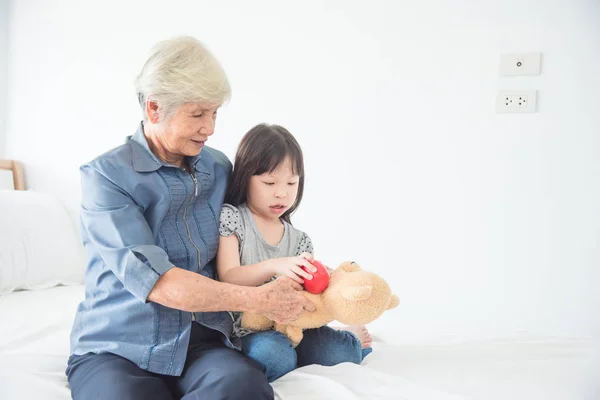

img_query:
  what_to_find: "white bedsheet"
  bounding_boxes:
[0,286,597,400]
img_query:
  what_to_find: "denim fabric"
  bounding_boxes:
[241,326,372,382]
[69,123,237,376]
[67,323,273,400]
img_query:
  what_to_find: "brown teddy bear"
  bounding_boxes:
[241,261,399,346]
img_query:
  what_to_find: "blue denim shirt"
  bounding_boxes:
[69,123,238,376]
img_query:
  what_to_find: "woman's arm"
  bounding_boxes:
[148,267,315,324]
[80,165,179,302]
[149,266,259,311]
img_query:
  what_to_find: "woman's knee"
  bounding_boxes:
[242,331,297,381]
[67,353,174,400]
[222,363,273,399]
[182,356,273,400]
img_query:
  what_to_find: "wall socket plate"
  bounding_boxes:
[496,90,537,113]
[499,53,541,76]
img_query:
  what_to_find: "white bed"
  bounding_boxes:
[0,188,598,400]
[0,285,597,400]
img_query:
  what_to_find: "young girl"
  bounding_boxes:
[217,123,372,382]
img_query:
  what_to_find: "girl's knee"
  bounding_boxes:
[242,331,297,382]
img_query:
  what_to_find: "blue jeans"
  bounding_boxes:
[242,326,372,382]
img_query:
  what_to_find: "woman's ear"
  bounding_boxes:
[145,100,161,124]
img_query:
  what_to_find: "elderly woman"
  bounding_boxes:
[65,37,315,400]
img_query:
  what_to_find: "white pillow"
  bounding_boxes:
[0,190,84,294]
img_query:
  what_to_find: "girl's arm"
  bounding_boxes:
[216,234,277,286]
[216,235,316,286]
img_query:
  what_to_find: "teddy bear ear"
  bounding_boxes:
[387,294,400,310]
[341,261,362,273]
[341,285,373,301]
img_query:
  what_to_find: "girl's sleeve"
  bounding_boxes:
[295,232,314,256]
[219,204,244,244]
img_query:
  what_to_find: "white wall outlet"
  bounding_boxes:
[499,53,541,76]
[496,90,537,113]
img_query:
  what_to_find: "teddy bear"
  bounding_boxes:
[240,261,399,346]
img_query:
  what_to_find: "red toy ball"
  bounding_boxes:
[301,259,330,294]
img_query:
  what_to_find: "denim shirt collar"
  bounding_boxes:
[128,122,209,175]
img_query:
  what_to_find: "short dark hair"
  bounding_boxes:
[225,123,305,224]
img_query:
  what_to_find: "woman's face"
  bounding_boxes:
[157,102,219,161]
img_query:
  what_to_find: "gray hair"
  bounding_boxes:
[135,36,231,122]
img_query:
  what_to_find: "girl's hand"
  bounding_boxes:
[269,254,317,284]
[298,252,314,262]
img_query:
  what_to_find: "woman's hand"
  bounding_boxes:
[268,253,317,284]
[252,277,316,324]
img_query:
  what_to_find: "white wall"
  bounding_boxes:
[5,0,600,343]
[0,0,9,157]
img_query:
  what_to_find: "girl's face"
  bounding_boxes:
[247,157,300,221]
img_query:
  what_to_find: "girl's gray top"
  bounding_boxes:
[219,203,314,336]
